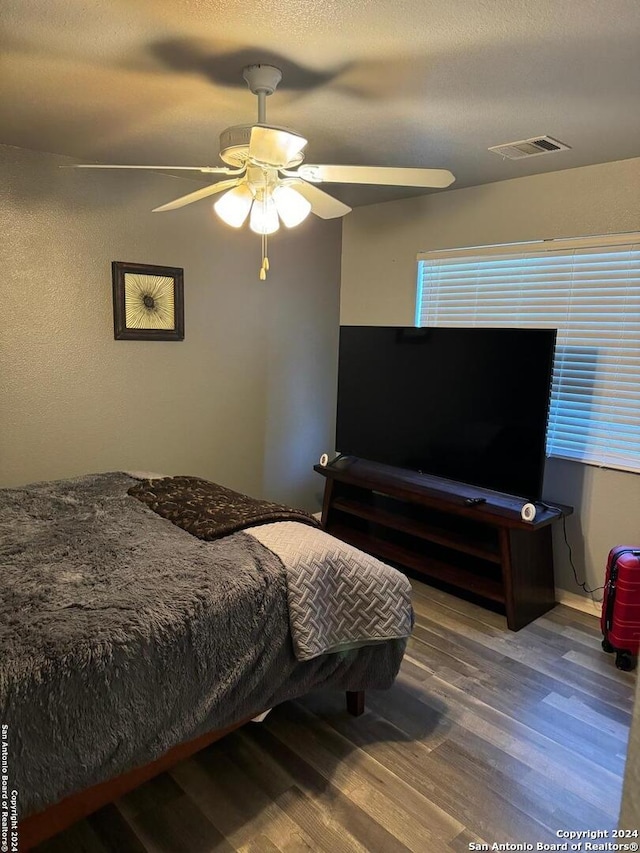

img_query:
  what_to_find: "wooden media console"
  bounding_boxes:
[315,457,572,631]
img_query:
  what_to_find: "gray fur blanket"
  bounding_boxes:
[0,473,410,816]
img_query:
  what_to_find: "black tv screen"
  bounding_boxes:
[336,326,556,500]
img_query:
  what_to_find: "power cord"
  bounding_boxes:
[560,514,605,601]
[538,502,605,602]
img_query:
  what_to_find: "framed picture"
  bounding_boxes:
[112,261,184,341]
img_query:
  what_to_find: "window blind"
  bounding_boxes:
[416,234,640,473]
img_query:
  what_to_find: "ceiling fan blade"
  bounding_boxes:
[297,164,455,188]
[152,178,240,212]
[66,164,238,174]
[248,126,307,168]
[285,179,352,219]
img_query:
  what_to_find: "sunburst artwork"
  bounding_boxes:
[112,262,184,340]
[124,274,175,330]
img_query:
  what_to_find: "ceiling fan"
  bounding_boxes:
[72,64,455,278]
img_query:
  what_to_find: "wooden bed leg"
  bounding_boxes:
[346,690,365,716]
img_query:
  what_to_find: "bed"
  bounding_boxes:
[0,472,413,849]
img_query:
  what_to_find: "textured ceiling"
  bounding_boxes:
[2,0,640,207]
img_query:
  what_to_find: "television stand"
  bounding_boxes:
[314,458,572,631]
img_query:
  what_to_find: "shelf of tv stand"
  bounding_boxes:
[314,457,573,631]
[331,497,503,564]
[329,522,505,604]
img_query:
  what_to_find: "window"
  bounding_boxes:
[416,234,640,473]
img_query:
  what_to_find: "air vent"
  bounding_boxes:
[489,136,571,160]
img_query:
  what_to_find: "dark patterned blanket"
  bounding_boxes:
[128,475,321,540]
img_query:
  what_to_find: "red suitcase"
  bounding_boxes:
[601,546,640,671]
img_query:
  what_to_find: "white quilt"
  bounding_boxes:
[247,521,414,661]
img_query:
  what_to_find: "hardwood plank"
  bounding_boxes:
[300,693,564,840]
[423,651,631,774]
[410,619,587,710]
[311,686,617,837]
[528,617,604,651]
[34,819,110,853]
[448,828,490,852]
[170,748,319,853]
[274,785,398,853]
[409,578,507,629]
[520,767,618,830]
[409,622,506,675]
[437,720,617,830]
[562,647,638,682]
[261,703,464,851]
[544,602,604,631]
[236,725,415,853]
[88,804,149,853]
[498,654,633,721]
[367,670,624,817]
[117,773,184,820]
[237,836,283,853]
[541,690,631,741]
[122,793,236,853]
[413,596,635,711]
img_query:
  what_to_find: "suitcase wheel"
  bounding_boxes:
[615,651,636,672]
[602,638,614,653]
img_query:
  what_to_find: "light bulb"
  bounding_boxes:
[273,185,312,228]
[213,184,253,228]
[250,194,279,235]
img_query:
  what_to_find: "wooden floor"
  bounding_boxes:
[36,580,637,853]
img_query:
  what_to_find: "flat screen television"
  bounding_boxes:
[335,326,557,500]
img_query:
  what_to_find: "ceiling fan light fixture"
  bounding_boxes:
[213,183,254,228]
[70,64,456,280]
[250,195,279,235]
[273,185,312,228]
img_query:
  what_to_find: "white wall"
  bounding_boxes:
[0,145,341,509]
[341,157,640,599]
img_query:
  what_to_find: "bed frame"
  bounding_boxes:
[19,691,364,850]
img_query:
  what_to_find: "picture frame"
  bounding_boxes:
[111,261,184,341]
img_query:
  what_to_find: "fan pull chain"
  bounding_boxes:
[259,169,270,280]
[259,234,269,280]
